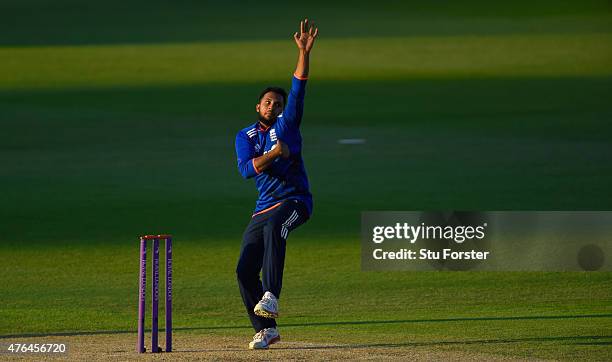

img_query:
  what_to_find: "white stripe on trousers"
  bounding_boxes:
[281,210,299,239]
[281,211,299,239]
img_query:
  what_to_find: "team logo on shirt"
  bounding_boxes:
[270,129,277,142]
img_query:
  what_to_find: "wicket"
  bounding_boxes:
[137,234,172,353]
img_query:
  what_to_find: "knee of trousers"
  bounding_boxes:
[236,260,256,282]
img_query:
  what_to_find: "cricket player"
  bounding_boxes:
[234,19,318,349]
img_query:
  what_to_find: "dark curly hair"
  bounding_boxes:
[258,86,287,105]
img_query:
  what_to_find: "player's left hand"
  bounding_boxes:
[294,18,318,53]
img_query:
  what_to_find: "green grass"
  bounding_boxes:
[2,1,611,46]
[1,239,610,360]
[2,34,611,90]
[2,76,611,242]
[1,0,611,360]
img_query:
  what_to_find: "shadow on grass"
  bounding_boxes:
[269,335,612,350]
[156,335,612,353]
[569,341,612,346]
[2,313,611,339]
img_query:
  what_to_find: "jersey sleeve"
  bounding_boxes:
[281,75,307,128]
[235,131,261,179]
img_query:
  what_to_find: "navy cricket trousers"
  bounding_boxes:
[236,199,309,332]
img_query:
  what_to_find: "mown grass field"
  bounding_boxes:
[1,1,611,360]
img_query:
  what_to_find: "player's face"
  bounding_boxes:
[256,92,285,123]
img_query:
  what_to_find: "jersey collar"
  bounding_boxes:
[257,120,274,132]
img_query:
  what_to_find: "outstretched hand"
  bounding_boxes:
[293,18,318,53]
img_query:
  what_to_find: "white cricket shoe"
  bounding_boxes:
[254,291,279,318]
[248,327,280,349]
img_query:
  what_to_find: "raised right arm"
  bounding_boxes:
[283,19,318,128]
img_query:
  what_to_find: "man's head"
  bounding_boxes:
[256,87,287,125]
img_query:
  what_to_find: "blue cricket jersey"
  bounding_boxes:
[235,75,313,216]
